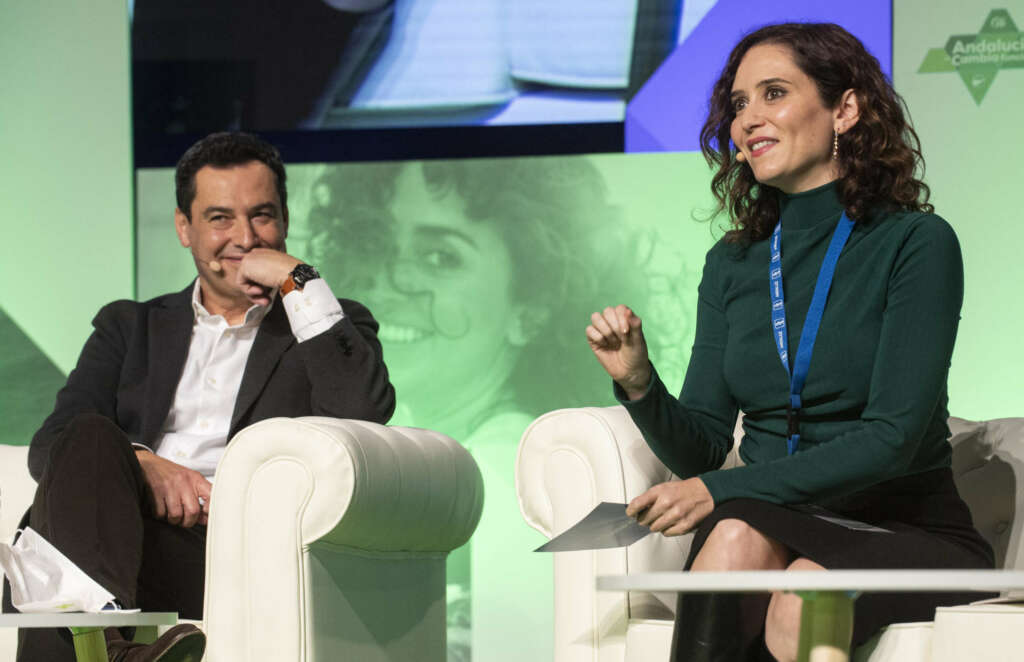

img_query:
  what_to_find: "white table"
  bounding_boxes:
[597,570,1024,662]
[0,611,177,662]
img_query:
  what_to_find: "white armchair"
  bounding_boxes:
[1,417,484,662]
[515,406,1024,662]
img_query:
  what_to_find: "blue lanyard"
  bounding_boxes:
[769,211,854,455]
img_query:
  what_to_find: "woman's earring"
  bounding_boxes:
[832,129,839,160]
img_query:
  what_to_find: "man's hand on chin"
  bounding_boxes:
[136,451,213,528]
[235,248,302,306]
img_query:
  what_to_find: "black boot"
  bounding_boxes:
[670,592,771,661]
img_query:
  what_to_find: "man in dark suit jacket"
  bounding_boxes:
[13,132,395,662]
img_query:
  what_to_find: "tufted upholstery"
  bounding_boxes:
[204,417,483,662]
[947,417,1024,571]
[1,417,484,662]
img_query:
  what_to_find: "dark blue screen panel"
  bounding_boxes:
[626,0,893,152]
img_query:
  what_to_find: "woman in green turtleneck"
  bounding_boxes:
[586,23,994,662]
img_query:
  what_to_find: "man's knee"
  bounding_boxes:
[43,413,134,479]
[60,413,128,451]
[64,412,123,438]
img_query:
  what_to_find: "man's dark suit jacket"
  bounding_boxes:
[28,282,395,480]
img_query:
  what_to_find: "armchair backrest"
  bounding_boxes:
[948,417,1024,570]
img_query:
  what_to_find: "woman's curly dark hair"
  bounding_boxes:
[700,22,932,243]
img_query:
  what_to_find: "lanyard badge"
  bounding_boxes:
[769,211,854,455]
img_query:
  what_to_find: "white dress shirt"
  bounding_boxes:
[141,279,344,478]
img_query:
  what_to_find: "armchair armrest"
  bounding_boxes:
[516,406,743,662]
[204,417,483,662]
[515,406,690,662]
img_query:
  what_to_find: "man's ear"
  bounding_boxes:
[174,208,192,248]
[835,88,861,134]
[507,306,551,348]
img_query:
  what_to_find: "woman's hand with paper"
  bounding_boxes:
[627,478,715,536]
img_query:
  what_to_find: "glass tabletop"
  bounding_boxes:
[0,612,176,628]
[597,569,1024,594]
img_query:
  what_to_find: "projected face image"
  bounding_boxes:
[729,44,838,194]
[305,155,642,662]
[307,156,640,444]
[371,164,522,434]
[129,152,707,662]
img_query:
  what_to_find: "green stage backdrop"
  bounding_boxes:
[136,151,719,660]
[0,0,133,445]
[3,3,1023,662]
[895,1,1024,419]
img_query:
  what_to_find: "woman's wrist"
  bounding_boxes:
[618,368,652,400]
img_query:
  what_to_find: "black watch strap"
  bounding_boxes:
[282,263,320,296]
[290,263,320,289]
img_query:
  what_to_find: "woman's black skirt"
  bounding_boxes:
[674,467,995,658]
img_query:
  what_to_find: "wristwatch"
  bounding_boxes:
[281,263,320,296]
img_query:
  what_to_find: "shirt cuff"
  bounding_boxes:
[132,442,154,453]
[282,278,345,342]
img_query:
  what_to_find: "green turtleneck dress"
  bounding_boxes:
[619,181,962,506]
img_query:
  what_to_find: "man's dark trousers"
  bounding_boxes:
[3,413,206,661]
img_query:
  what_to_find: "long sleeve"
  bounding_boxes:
[700,216,962,505]
[616,180,963,508]
[281,278,345,342]
[279,278,393,422]
[292,298,396,424]
[615,246,738,478]
[32,286,397,481]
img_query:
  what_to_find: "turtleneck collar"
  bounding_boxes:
[778,180,844,231]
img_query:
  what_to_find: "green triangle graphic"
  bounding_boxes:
[0,307,68,446]
[919,48,956,73]
[957,65,998,104]
[981,9,1018,34]
[920,9,1024,104]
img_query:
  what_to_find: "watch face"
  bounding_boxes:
[292,263,320,287]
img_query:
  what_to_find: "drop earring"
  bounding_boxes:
[832,129,839,160]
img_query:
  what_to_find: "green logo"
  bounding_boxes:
[918,9,1024,104]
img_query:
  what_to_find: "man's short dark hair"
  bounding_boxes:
[175,132,288,220]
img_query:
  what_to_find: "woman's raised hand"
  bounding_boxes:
[586,305,652,400]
